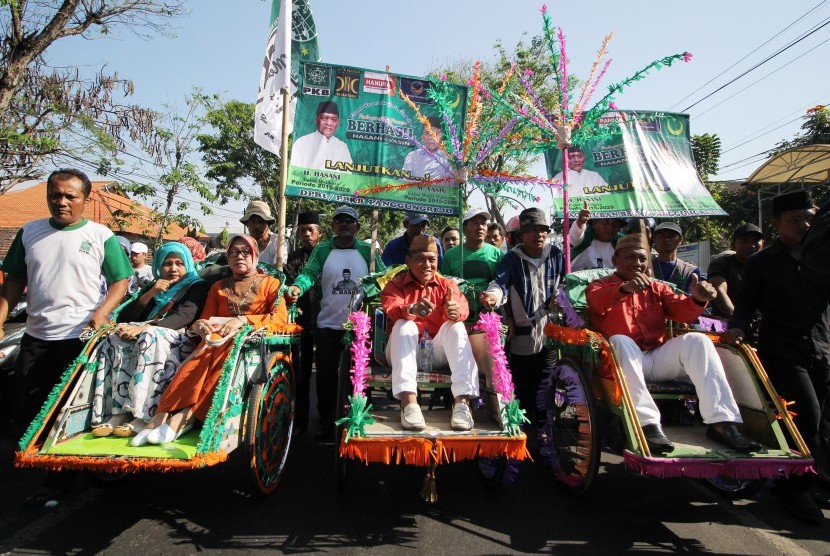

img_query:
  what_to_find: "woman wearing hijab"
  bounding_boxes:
[131,235,289,446]
[91,242,210,438]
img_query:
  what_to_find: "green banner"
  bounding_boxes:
[545,111,725,217]
[287,61,468,215]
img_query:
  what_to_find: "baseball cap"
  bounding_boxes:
[130,241,148,254]
[732,223,763,241]
[462,208,491,224]
[653,222,682,237]
[332,205,359,220]
[404,212,429,225]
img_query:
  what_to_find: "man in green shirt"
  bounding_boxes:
[441,208,503,293]
[441,208,503,399]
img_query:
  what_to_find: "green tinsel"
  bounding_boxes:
[18,351,91,451]
[335,393,376,443]
[503,398,530,437]
[551,337,602,369]
[196,325,253,455]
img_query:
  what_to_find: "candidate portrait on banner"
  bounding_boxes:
[402,116,453,181]
[290,100,353,171]
[551,146,608,189]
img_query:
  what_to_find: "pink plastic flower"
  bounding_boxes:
[609,101,618,110]
[540,4,548,13]
[524,69,534,76]
[683,52,693,63]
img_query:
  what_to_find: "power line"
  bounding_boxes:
[682,16,830,112]
[693,35,830,119]
[721,98,826,153]
[669,0,827,110]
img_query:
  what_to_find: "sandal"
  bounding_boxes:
[22,486,62,507]
[90,423,114,437]
[113,418,146,438]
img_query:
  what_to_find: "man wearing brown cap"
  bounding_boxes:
[728,190,828,522]
[284,211,323,433]
[240,200,278,265]
[482,208,565,416]
[587,233,760,455]
[381,235,479,431]
[289,100,353,171]
[707,223,764,319]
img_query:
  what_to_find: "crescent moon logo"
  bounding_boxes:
[450,91,461,110]
[666,118,684,135]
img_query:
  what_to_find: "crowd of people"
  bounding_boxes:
[1,168,828,524]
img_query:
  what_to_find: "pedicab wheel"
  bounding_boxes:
[335,349,352,490]
[245,355,294,496]
[704,477,766,500]
[537,357,600,496]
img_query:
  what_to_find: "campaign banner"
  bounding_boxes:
[286,61,468,215]
[545,111,726,218]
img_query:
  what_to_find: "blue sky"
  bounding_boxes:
[48,0,830,231]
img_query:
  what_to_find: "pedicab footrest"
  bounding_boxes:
[646,380,696,395]
[623,449,814,479]
[369,365,453,386]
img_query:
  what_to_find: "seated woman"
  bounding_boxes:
[132,234,288,446]
[91,242,210,438]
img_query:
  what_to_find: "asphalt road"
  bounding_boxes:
[2,420,830,555]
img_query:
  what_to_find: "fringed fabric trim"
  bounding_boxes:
[440,436,530,463]
[623,450,815,479]
[14,447,229,473]
[339,433,529,466]
[339,436,438,466]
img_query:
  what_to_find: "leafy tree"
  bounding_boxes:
[119,91,235,248]
[0,0,186,194]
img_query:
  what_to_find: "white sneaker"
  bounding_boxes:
[451,401,474,431]
[401,403,426,431]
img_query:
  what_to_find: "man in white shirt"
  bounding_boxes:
[402,116,452,181]
[290,101,353,171]
[240,199,279,265]
[128,241,154,294]
[569,201,625,271]
[552,147,608,191]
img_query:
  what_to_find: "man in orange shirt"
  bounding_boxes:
[586,234,759,454]
[381,235,479,431]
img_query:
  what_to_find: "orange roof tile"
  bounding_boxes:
[0,181,198,240]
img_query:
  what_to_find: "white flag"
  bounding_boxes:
[254,0,319,156]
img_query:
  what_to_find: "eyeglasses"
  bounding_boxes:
[228,249,254,258]
[333,217,357,224]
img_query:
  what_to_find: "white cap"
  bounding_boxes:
[130,241,148,254]
[462,208,491,224]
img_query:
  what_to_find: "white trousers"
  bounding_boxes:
[609,333,742,427]
[386,319,480,400]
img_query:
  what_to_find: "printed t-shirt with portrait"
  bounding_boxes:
[2,218,133,341]
[317,247,368,330]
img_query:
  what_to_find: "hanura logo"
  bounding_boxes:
[362,72,396,96]
[302,63,332,96]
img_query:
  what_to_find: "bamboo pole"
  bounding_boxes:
[276,87,291,270]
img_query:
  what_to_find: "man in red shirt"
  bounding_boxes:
[586,234,760,454]
[381,236,479,431]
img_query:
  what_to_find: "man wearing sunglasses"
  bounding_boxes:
[286,206,385,442]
